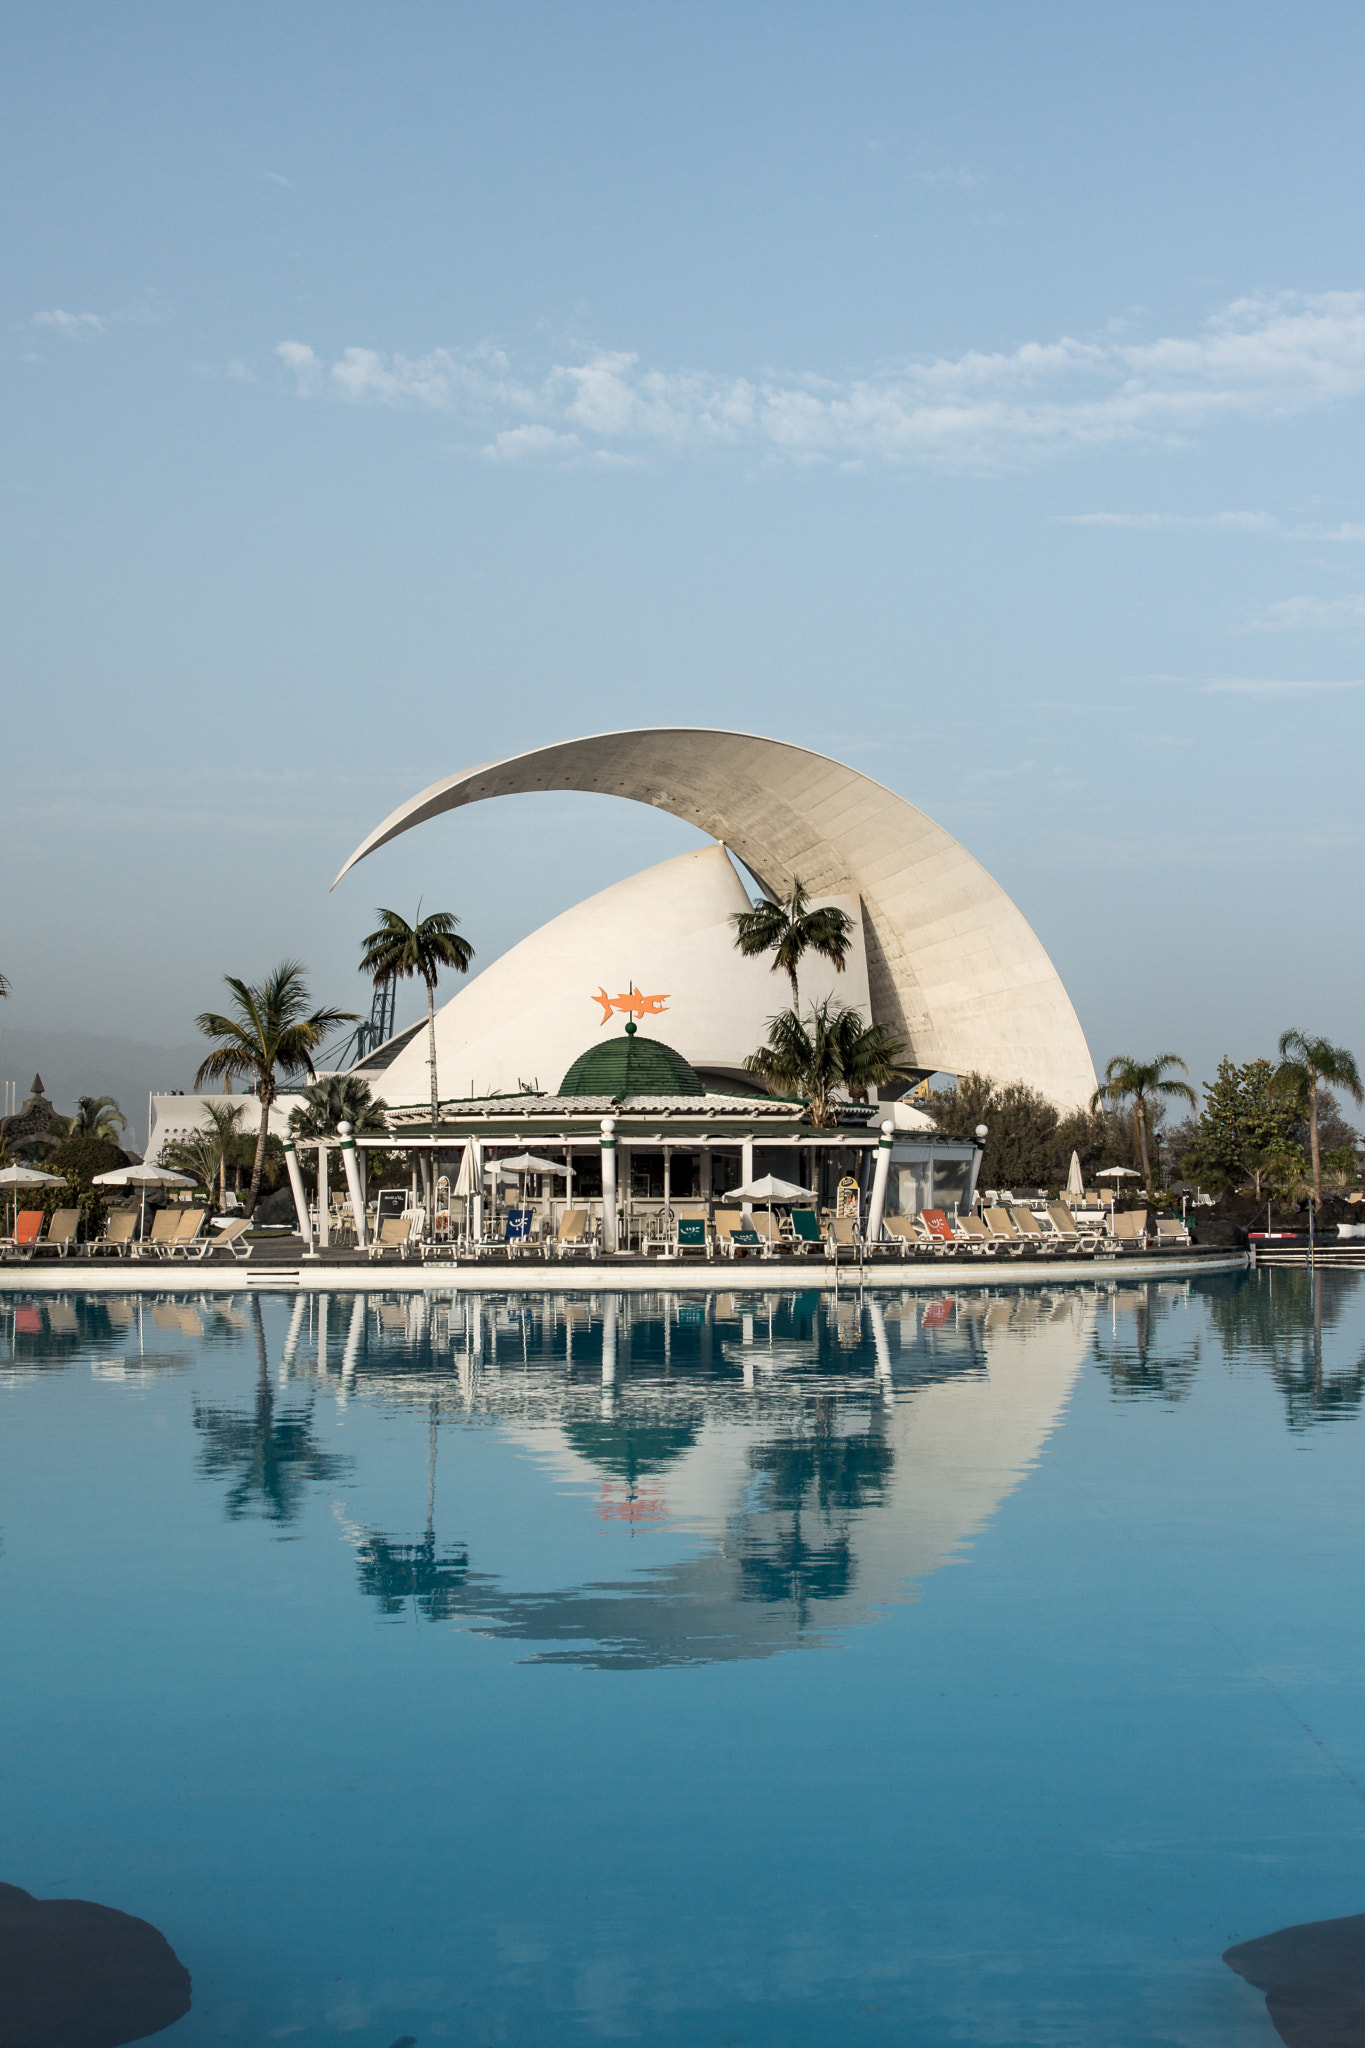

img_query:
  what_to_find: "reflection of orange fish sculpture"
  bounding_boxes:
[593,984,670,1025]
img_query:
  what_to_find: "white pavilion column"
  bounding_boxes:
[470,1139,484,1244]
[336,1121,368,1248]
[317,1143,330,1247]
[281,1137,314,1253]
[599,1118,618,1254]
[866,1121,895,1243]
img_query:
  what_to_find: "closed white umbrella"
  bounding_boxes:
[452,1143,477,1242]
[1065,1150,1085,1199]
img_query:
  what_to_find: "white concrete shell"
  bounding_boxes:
[366,843,867,1105]
[336,727,1096,1108]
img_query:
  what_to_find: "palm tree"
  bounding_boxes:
[730,880,854,1008]
[166,1100,246,1209]
[68,1095,128,1143]
[289,1074,389,1139]
[358,908,474,1128]
[744,998,905,1127]
[1092,1053,1196,1190]
[1276,1031,1364,1206]
[193,962,356,1210]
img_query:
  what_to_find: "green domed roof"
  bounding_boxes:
[559,1024,705,1100]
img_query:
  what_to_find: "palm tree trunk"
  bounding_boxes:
[247,1079,272,1211]
[427,980,439,1129]
[1135,1101,1152,1187]
[1309,1072,1322,1207]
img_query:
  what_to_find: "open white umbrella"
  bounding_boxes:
[93,1162,194,1236]
[1095,1166,1140,1178]
[732,1172,813,1241]
[1065,1150,1085,1199]
[0,1163,65,1234]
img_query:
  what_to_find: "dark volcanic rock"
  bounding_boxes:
[1190,1217,1248,1248]
[1225,1911,1365,2047]
[0,1881,191,2048]
[251,1186,300,1226]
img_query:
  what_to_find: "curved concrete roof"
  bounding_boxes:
[336,728,1096,1107]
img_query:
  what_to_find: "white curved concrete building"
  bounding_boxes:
[366,842,868,1104]
[337,728,1096,1109]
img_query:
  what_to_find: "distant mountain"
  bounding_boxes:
[0,1031,205,1153]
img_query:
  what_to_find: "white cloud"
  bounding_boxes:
[273,291,1365,471]
[1200,676,1365,695]
[1060,510,1278,531]
[33,309,105,337]
[486,424,579,460]
[1251,594,1365,631]
[256,169,292,186]
[915,166,987,191]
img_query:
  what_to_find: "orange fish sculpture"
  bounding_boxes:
[594,983,670,1026]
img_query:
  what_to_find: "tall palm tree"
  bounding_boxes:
[68,1095,128,1143]
[744,998,905,1127]
[1091,1053,1197,1190]
[358,908,474,1128]
[1276,1030,1363,1206]
[166,1100,246,1209]
[194,962,356,1209]
[731,880,853,1008]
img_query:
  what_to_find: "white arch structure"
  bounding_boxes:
[335,727,1096,1107]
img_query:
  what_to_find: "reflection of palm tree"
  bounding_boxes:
[1091,1284,1198,1402]
[356,1394,473,1620]
[194,1299,347,1522]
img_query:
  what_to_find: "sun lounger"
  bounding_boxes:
[90,1208,139,1258]
[715,1212,765,1259]
[1044,1202,1097,1253]
[552,1209,594,1260]
[367,1215,414,1262]
[1111,1209,1149,1249]
[826,1215,862,1263]
[1008,1207,1050,1248]
[982,1207,1028,1255]
[9,1211,45,1257]
[880,1215,929,1254]
[919,1208,958,1252]
[788,1209,823,1255]
[1154,1216,1190,1248]
[956,1213,1002,1254]
[26,1208,81,1259]
[191,1216,253,1260]
[137,1207,184,1259]
[166,1208,207,1258]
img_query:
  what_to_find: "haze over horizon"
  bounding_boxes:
[5,1,1364,1119]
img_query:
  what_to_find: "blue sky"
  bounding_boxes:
[4,1,1365,1108]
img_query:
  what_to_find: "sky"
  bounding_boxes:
[4,0,1365,1118]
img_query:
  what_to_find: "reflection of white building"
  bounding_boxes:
[312,1288,1095,1668]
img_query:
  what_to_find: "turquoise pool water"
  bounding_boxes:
[2,1272,1362,2046]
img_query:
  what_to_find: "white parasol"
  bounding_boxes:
[0,1163,65,1233]
[93,1162,194,1235]
[731,1172,813,1240]
[1065,1150,1085,1199]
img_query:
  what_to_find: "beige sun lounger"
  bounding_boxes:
[825,1214,862,1262]
[881,1215,930,1253]
[185,1216,254,1260]
[552,1208,594,1259]
[91,1208,139,1257]
[1111,1209,1149,1248]
[714,1211,766,1259]
[137,1207,183,1258]
[368,1215,414,1261]
[166,1208,207,1257]
[1045,1202,1097,1252]
[955,1213,1001,1254]
[34,1208,81,1258]
[1154,1216,1190,1248]
[1008,1207,1049,1246]
[982,1207,1027,1254]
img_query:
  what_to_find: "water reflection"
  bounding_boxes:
[193,1299,349,1525]
[300,1286,1094,1667]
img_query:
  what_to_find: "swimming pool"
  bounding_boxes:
[2,1272,1359,2045]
